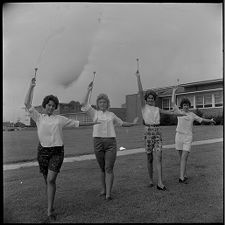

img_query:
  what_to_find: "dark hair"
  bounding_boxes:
[180,98,191,108]
[96,93,110,110]
[42,95,59,109]
[144,90,157,101]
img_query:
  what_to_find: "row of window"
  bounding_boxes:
[162,91,223,110]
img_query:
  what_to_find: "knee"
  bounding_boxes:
[155,154,162,163]
[105,166,113,174]
[47,177,56,185]
[147,153,153,164]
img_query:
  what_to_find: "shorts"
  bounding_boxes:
[175,132,192,152]
[37,143,64,175]
[144,126,162,154]
[93,137,117,173]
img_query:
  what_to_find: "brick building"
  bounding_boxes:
[30,101,126,126]
[126,78,223,123]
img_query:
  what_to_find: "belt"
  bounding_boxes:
[144,124,160,127]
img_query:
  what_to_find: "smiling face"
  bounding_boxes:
[97,98,108,112]
[146,94,155,106]
[182,103,190,112]
[44,100,56,115]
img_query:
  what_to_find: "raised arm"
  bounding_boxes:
[171,86,178,108]
[24,77,36,110]
[135,71,145,108]
[81,81,93,107]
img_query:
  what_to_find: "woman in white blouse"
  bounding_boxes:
[24,77,99,222]
[81,82,138,201]
[171,87,216,184]
[135,71,185,191]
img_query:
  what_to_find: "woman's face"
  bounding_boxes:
[182,103,190,112]
[45,100,56,115]
[146,95,155,106]
[97,99,108,111]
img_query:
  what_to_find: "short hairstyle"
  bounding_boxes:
[144,90,157,101]
[180,98,191,108]
[42,95,59,109]
[96,93,110,110]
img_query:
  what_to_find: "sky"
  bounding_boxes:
[3,2,223,122]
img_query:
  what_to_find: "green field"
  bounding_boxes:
[3,125,223,164]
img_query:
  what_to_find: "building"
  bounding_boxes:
[30,101,126,126]
[126,78,223,122]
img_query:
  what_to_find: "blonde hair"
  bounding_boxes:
[96,93,110,110]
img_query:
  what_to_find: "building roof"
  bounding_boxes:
[180,78,223,87]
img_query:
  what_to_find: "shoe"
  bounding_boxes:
[179,178,188,184]
[156,185,167,191]
[48,214,56,222]
[147,183,154,188]
[106,196,113,201]
[99,192,106,197]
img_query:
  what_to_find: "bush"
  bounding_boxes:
[213,115,224,125]
[160,114,177,126]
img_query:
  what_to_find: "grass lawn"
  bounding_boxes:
[3,125,223,164]
[3,125,223,223]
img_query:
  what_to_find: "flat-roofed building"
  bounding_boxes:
[30,101,126,126]
[126,78,223,122]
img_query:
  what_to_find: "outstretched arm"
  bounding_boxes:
[201,118,216,125]
[159,108,186,117]
[122,117,139,127]
[79,121,101,126]
[24,77,36,110]
[135,71,145,108]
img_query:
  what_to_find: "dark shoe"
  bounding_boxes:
[106,196,113,201]
[179,178,188,184]
[156,185,167,191]
[147,183,154,188]
[99,192,106,197]
[48,214,56,222]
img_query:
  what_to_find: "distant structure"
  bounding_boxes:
[30,100,126,127]
[126,78,223,122]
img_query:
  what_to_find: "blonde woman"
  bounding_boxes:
[81,82,138,200]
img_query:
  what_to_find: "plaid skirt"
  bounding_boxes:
[144,126,162,154]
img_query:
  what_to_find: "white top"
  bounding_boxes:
[81,104,123,137]
[173,105,203,136]
[141,104,160,125]
[28,106,79,147]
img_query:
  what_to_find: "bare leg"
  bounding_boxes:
[147,153,153,185]
[47,170,58,216]
[105,171,114,199]
[105,147,117,199]
[100,171,106,195]
[155,150,164,188]
[180,151,189,180]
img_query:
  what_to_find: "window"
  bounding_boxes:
[204,93,212,108]
[162,98,170,110]
[214,91,223,107]
[196,95,203,108]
